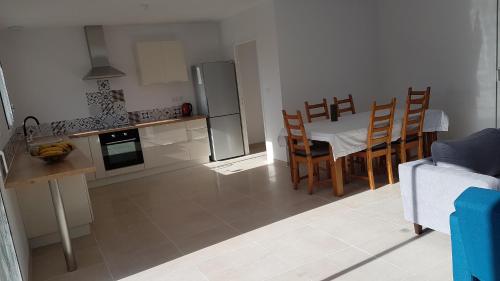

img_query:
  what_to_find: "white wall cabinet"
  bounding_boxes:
[136,41,189,85]
[139,119,210,169]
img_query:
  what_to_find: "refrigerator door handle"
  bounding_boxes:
[196,66,203,85]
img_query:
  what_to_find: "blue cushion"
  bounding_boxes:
[431,128,500,177]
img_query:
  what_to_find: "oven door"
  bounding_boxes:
[100,131,144,171]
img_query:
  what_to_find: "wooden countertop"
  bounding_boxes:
[69,115,207,138]
[5,146,96,188]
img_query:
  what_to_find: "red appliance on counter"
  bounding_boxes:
[181,103,193,117]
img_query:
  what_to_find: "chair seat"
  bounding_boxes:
[295,141,330,157]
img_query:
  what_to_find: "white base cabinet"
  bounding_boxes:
[139,119,210,169]
[71,118,211,185]
[15,174,93,247]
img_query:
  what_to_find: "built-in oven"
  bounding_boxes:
[99,128,144,171]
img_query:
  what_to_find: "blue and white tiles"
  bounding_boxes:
[13,79,185,138]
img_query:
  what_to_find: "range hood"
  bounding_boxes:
[83,25,125,80]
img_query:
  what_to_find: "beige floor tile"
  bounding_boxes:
[167,222,240,254]
[267,246,406,281]
[258,226,350,268]
[103,241,181,280]
[204,197,285,232]
[119,266,209,281]
[47,264,112,281]
[403,258,453,281]
[32,235,104,281]
[308,212,405,246]
[356,230,451,274]
[95,220,171,257]
[197,242,289,280]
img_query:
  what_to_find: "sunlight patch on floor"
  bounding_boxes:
[204,152,268,175]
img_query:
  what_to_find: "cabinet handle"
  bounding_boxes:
[104,138,138,145]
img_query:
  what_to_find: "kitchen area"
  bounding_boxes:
[0,21,260,280]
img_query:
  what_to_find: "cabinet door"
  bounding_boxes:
[140,123,189,169]
[185,119,210,162]
[15,175,93,239]
[71,137,96,181]
[88,136,106,179]
[136,41,188,85]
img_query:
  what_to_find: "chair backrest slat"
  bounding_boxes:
[333,94,356,116]
[367,98,397,149]
[282,110,311,156]
[304,99,329,123]
[401,90,428,142]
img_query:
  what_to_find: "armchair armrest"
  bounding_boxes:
[398,159,498,234]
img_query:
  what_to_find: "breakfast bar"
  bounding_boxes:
[5,148,95,272]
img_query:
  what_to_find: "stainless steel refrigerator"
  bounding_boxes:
[192,61,245,161]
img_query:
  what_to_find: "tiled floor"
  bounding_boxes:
[32,153,452,281]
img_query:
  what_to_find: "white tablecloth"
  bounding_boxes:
[279,109,449,160]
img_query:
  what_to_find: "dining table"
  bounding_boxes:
[278,109,449,196]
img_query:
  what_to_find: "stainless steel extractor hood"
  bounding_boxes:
[83,25,125,80]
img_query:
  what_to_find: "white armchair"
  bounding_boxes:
[398,159,499,235]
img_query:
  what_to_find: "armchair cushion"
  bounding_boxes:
[431,128,500,177]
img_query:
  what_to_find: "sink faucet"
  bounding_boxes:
[23,116,40,151]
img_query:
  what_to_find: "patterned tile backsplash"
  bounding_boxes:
[20,79,183,138]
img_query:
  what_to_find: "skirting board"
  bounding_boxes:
[29,224,90,249]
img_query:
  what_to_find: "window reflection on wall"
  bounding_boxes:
[0,63,14,129]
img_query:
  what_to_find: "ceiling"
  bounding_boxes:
[0,0,261,28]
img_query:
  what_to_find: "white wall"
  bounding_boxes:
[220,0,286,161]
[377,0,497,138]
[0,23,224,126]
[220,7,258,60]
[274,0,379,113]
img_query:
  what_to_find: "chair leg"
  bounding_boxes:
[307,160,314,195]
[329,158,336,194]
[414,223,423,235]
[417,138,424,160]
[288,145,294,180]
[386,149,394,184]
[326,160,332,179]
[292,159,299,189]
[367,154,375,190]
[399,143,407,163]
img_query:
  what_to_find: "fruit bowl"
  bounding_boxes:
[30,141,74,164]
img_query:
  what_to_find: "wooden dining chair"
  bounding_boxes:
[333,94,356,116]
[282,110,336,195]
[351,98,397,190]
[304,99,329,123]
[408,87,434,156]
[396,92,428,163]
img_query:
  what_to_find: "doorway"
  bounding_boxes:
[234,41,266,154]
